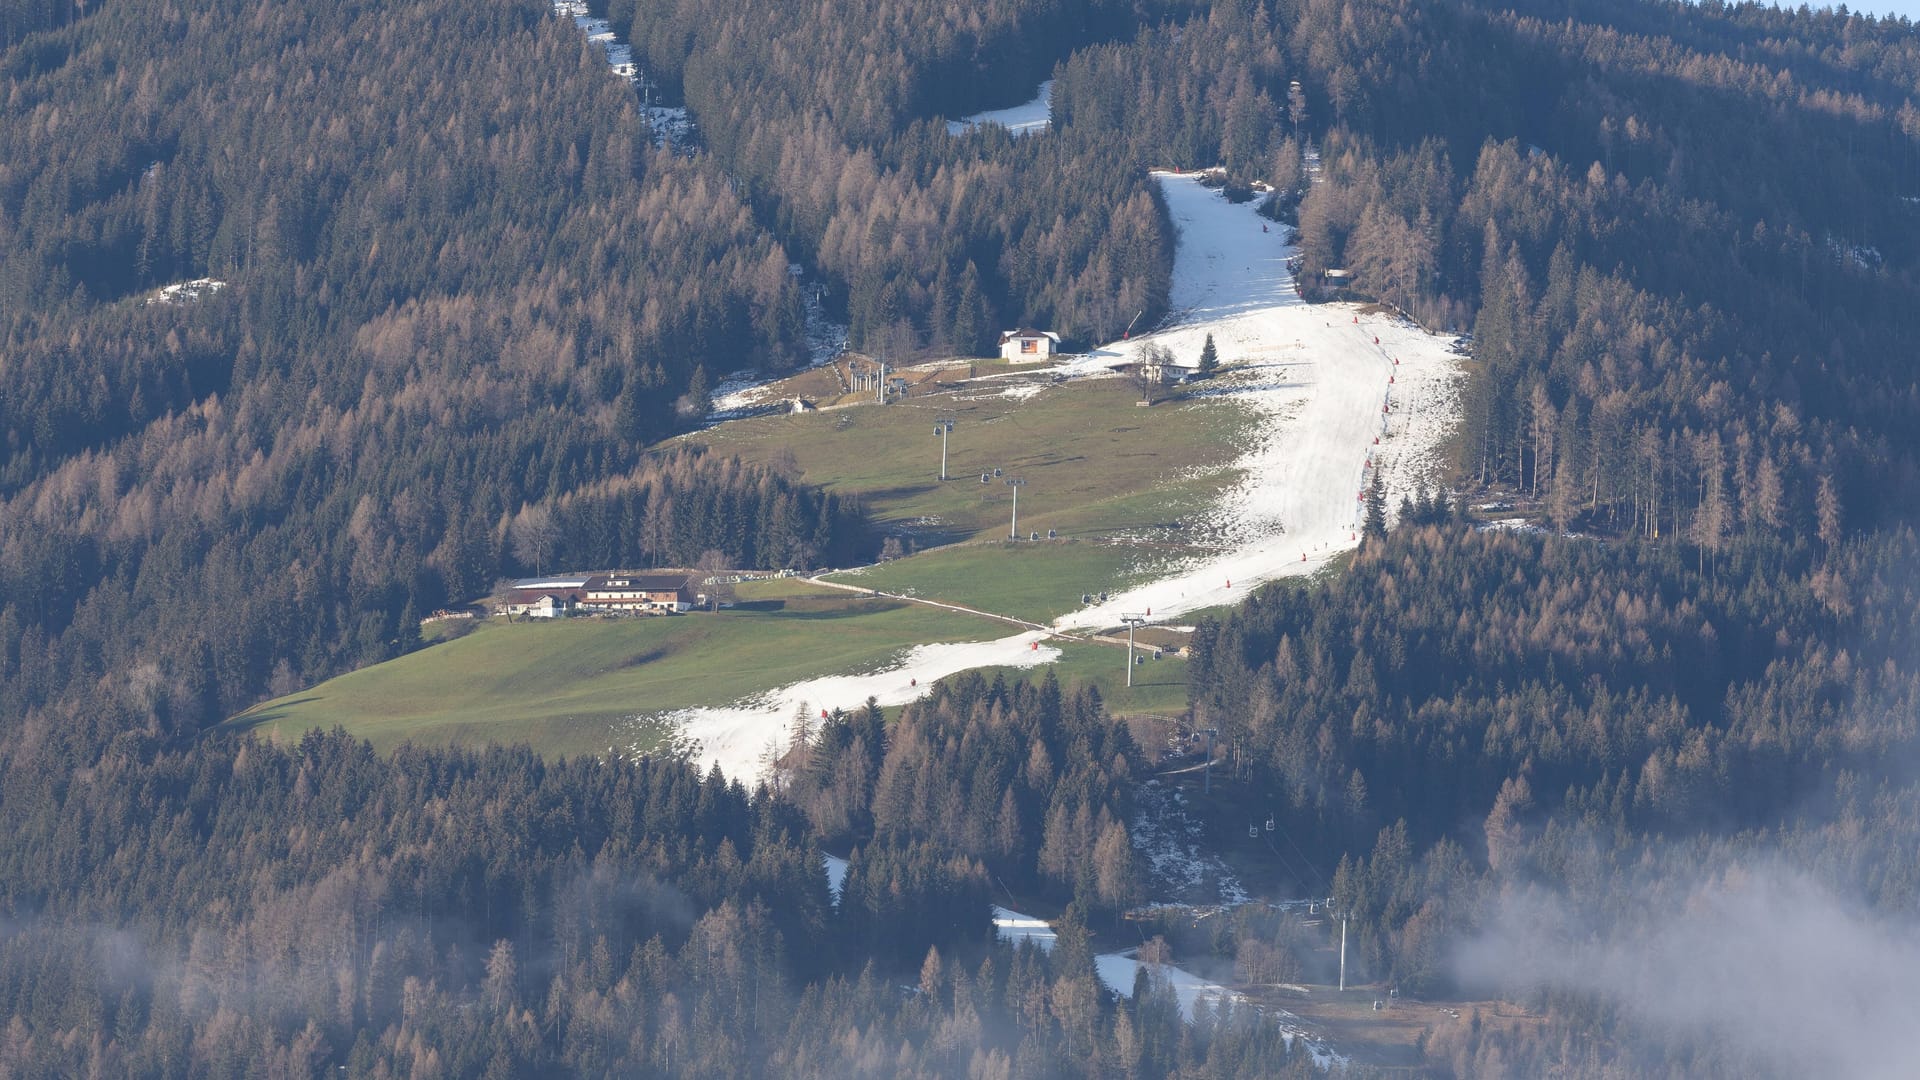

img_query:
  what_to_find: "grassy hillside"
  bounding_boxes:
[695,376,1251,548]
[228,584,1010,758]
[830,541,1172,625]
[229,378,1242,757]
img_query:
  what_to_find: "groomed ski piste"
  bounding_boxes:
[634,632,1061,783]
[1052,171,1464,631]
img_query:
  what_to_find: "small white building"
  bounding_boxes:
[1139,356,1185,386]
[506,593,574,619]
[999,328,1061,362]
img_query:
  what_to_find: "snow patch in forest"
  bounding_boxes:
[947,81,1053,137]
[993,906,1344,1066]
[1130,781,1250,906]
[707,285,849,418]
[554,0,699,153]
[823,854,848,902]
[146,278,227,305]
[1051,172,1464,632]
[624,631,1059,786]
[1097,951,1347,1068]
[994,907,1059,951]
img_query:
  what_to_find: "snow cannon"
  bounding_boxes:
[1390,375,1395,384]
[1030,641,1038,651]
[1374,336,1380,345]
[1352,316,1358,324]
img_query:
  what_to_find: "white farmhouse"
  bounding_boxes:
[999,328,1060,362]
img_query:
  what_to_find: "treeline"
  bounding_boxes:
[542,448,868,575]
[0,0,876,726]
[1187,520,1920,1002]
[0,687,1316,1076]
[605,0,1177,351]
[782,671,1144,914]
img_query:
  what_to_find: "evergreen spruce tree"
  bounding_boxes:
[1363,471,1388,541]
[1196,333,1219,378]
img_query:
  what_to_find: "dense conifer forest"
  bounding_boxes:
[5,0,1920,1072]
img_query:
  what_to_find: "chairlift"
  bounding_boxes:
[981,473,990,483]
[993,467,1002,477]
[1265,816,1276,832]
[1248,824,1260,838]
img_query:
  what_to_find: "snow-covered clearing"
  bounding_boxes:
[947,81,1052,137]
[1052,172,1462,631]
[992,904,1345,1067]
[630,631,1058,784]
[993,906,1059,950]
[145,278,226,305]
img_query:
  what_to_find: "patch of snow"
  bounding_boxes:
[146,278,227,305]
[998,382,1047,401]
[1478,516,1543,533]
[993,906,1058,951]
[1051,172,1464,632]
[1130,781,1250,906]
[626,631,1059,786]
[947,80,1052,137]
[823,854,848,902]
[707,281,847,419]
[1097,950,1348,1069]
[554,0,699,154]
[994,901,1344,1067]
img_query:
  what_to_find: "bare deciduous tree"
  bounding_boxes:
[509,504,560,575]
[695,549,733,611]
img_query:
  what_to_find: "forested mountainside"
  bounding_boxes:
[0,680,1319,1077]
[0,0,869,733]
[608,0,1178,351]
[6,0,1920,1073]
